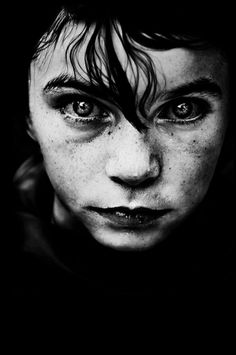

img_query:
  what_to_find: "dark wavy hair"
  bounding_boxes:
[9,0,235,171]
[29,1,232,131]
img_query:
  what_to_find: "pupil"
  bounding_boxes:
[175,102,191,117]
[74,101,92,116]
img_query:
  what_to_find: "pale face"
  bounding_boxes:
[28,22,229,251]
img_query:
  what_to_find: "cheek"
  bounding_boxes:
[30,109,104,180]
[169,130,225,207]
[161,112,227,208]
[180,151,216,199]
[40,139,107,199]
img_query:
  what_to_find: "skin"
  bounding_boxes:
[28,22,229,251]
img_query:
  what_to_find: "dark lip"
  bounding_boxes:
[87,206,171,229]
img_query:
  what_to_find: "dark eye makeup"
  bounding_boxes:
[157,97,212,125]
[47,92,111,126]
[46,91,213,129]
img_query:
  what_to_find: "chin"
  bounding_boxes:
[91,228,167,251]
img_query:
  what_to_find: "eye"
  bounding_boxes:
[71,100,93,117]
[157,97,211,124]
[61,97,109,125]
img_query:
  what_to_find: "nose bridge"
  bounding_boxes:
[106,121,160,184]
[119,124,150,167]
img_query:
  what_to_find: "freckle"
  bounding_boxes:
[193,140,196,143]
[171,132,174,136]
[108,131,111,135]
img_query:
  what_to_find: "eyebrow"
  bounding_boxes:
[43,73,114,101]
[162,77,222,99]
[43,73,223,101]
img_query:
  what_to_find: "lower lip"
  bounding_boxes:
[89,209,169,229]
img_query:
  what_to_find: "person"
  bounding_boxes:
[8,0,235,313]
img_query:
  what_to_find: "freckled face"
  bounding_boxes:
[28,23,229,250]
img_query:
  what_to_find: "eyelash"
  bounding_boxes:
[51,93,110,126]
[156,97,212,125]
[51,93,212,128]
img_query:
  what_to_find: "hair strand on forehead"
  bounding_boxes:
[32,5,222,131]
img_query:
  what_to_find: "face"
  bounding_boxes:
[28,22,229,251]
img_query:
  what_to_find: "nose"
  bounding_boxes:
[105,122,161,188]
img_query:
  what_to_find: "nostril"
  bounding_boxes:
[110,175,157,189]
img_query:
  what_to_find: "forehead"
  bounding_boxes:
[30,21,229,92]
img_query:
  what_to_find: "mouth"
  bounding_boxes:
[87,206,171,229]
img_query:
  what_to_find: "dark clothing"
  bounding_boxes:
[7,156,235,317]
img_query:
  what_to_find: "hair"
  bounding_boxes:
[29,1,232,132]
[9,0,235,173]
